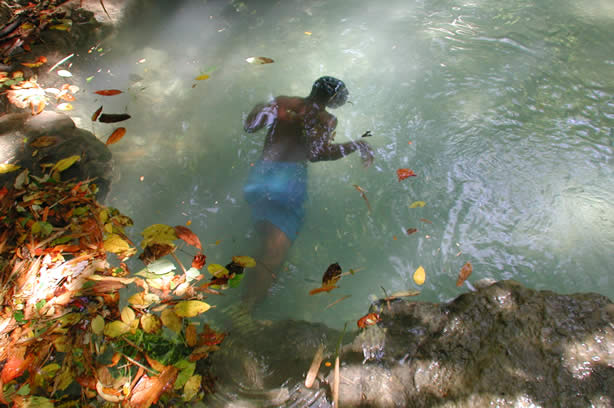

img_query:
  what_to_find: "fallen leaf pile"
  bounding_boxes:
[0,162,255,406]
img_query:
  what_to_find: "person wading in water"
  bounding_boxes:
[242,76,374,310]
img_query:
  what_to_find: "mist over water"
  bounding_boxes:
[77,0,614,329]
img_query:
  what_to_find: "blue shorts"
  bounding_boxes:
[243,160,308,242]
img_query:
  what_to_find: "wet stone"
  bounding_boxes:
[0,111,113,201]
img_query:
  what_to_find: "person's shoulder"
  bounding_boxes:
[275,95,304,107]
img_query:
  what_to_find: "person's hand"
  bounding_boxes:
[357,140,374,168]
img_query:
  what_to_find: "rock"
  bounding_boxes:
[0,111,113,200]
[208,281,614,407]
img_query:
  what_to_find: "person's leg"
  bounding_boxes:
[242,220,291,310]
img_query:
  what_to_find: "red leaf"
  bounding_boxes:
[0,347,31,383]
[308,284,338,295]
[174,225,202,250]
[0,187,8,200]
[95,89,122,96]
[357,312,381,329]
[397,168,417,181]
[192,253,206,269]
[105,127,126,145]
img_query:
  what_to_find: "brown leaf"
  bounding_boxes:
[92,105,103,121]
[139,243,175,265]
[174,225,202,250]
[191,253,206,269]
[105,127,126,145]
[128,366,178,408]
[322,262,342,286]
[406,228,418,235]
[30,135,60,148]
[99,113,131,123]
[456,262,472,287]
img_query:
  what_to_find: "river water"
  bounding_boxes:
[80,0,614,332]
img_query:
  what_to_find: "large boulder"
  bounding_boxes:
[0,111,113,200]
[209,281,614,407]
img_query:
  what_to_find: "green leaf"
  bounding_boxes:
[16,384,30,395]
[174,360,196,390]
[228,273,244,288]
[14,310,25,323]
[35,299,47,311]
[31,221,53,237]
[73,206,89,216]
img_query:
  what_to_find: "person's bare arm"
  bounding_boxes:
[244,101,277,133]
[307,117,374,166]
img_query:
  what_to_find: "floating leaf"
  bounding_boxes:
[95,89,122,96]
[420,218,433,224]
[0,163,20,173]
[357,312,381,328]
[195,74,210,81]
[105,127,126,145]
[174,300,211,317]
[308,284,337,295]
[120,306,136,324]
[127,292,160,308]
[456,262,472,287]
[182,374,202,401]
[98,113,131,123]
[174,360,196,390]
[104,320,130,338]
[140,313,162,333]
[231,255,256,268]
[130,366,178,408]
[322,262,342,286]
[56,102,73,111]
[57,69,72,77]
[161,308,182,333]
[21,56,47,68]
[141,224,177,248]
[174,225,202,250]
[92,105,103,121]
[413,266,426,285]
[245,56,274,64]
[397,168,417,181]
[406,228,418,235]
[409,201,426,208]
[191,253,206,269]
[207,264,229,278]
[139,243,175,265]
[143,258,176,275]
[92,315,105,335]
[103,233,132,255]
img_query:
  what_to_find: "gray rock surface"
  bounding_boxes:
[209,280,614,407]
[0,111,113,200]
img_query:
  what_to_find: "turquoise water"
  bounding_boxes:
[75,0,614,332]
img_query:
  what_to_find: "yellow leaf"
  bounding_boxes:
[413,266,426,285]
[174,300,211,317]
[127,292,160,308]
[183,374,202,401]
[91,315,105,335]
[104,320,130,338]
[195,74,210,80]
[207,264,229,278]
[55,366,74,391]
[103,233,131,254]
[161,308,182,333]
[50,24,70,31]
[120,307,136,324]
[409,201,426,208]
[232,256,256,268]
[140,313,162,334]
[52,155,80,172]
[141,224,177,248]
[0,163,20,174]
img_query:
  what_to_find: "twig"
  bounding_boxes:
[170,251,187,275]
[48,53,74,73]
[325,295,351,309]
[100,0,112,21]
[333,356,340,407]
[305,344,325,388]
[120,353,158,375]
